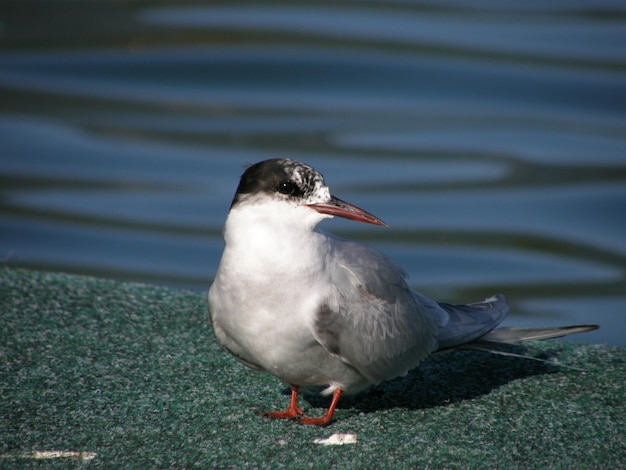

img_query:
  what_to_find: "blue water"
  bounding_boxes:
[1,1,624,346]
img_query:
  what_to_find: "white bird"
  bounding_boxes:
[208,158,598,426]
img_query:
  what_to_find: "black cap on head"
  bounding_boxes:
[231,158,323,208]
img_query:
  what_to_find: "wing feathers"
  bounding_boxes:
[436,294,509,350]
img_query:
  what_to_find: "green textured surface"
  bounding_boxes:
[1,268,624,468]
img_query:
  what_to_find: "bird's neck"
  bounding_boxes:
[222,205,328,275]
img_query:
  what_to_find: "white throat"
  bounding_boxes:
[222,199,331,281]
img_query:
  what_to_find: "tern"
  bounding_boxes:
[209,158,598,426]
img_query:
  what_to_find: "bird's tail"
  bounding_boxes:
[467,325,599,346]
[436,294,599,368]
[460,325,599,369]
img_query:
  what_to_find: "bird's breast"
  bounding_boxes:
[208,237,333,374]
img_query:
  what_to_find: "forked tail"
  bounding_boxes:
[460,325,599,368]
[436,294,599,365]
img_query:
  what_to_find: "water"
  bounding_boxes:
[1,1,624,346]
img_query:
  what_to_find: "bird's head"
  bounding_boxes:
[229,158,386,229]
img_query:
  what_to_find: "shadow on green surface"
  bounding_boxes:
[287,348,558,417]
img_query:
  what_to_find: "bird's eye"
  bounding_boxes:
[277,180,299,196]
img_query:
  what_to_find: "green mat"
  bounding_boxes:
[1,268,624,468]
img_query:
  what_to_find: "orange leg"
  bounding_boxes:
[258,386,303,420]
[297,388,343,427]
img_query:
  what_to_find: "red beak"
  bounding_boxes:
[308,196,386,226]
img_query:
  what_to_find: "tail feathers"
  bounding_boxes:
[436,293,509,350]
[471,325,599,346]
[435,292,599,370]
[460,324,599,370]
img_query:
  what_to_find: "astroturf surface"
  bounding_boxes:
[1,268,624,468]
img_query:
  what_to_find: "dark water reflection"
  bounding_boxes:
[0,1,624,345]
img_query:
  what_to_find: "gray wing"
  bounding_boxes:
[312,235,447,385]
[436,294,509,350]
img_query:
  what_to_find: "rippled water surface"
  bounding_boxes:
[1,1,624,345]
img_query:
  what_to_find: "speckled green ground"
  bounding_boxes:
[1,268,624,468]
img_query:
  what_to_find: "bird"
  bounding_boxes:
[208,158,598,426]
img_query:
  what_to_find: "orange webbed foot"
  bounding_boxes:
[258,387,344,426]
[257,387,303,420]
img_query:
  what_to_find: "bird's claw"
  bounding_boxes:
[257,405,304,420]
[294,414,334,427]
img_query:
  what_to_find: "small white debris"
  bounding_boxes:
[313,433,357,446]
[0,451,97,461]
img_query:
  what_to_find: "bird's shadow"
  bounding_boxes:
[297,347,565,414]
